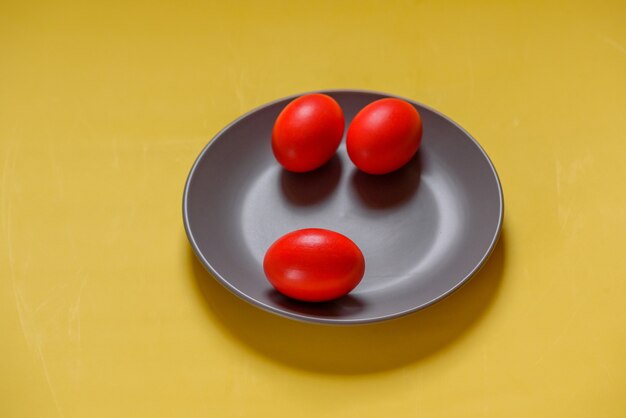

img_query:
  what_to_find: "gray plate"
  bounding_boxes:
[183,90,503,324]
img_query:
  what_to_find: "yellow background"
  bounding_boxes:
[2,0,625,416]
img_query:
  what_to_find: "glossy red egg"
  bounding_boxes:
[272,94,345,173]
[263,228,365,302]
[347,98,423,175]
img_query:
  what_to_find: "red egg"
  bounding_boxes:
[347,98,423,175]
[263,228,365,302]
[272,94,345,173]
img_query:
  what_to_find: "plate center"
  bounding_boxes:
[240,150,461,294]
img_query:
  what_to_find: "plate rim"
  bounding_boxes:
[183,89,504,325]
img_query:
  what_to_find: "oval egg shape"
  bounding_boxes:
[263,228,365,302]
[347,98,423,175]
[272,94,345,173]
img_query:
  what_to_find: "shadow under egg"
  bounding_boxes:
[266,290,365,318]
[351,153,422,209]
[279,156,343,206]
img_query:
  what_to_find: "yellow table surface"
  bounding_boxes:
[2,1,625,416]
